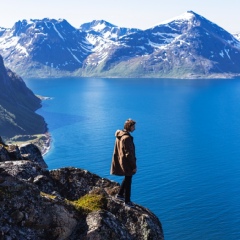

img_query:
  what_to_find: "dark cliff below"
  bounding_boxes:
[0,143,164,240]
[0,55,47,138]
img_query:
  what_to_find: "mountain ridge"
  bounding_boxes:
[0,11,240,79]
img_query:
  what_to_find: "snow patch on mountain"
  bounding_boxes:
[155,11,195,27]
[0,35,16,47]
[1,11,240,78]
[16,45,29,57]
[92,21,111,31]
[67,48,81,63]
[52,24,65,41]
[233,32,240,43]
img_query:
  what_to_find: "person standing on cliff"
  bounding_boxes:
[110,119,137,208]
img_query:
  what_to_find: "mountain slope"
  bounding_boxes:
[83,11,240,78]
[234,32,240,41]
[0,19,93,77]
[0,11,240,78]
[79,20,140,40]
[0,55,47,138]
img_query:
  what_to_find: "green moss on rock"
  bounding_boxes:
[69,193,107,213]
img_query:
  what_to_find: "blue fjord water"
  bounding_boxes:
[25,77,240,240]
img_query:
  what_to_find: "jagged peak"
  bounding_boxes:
[10,18,76,37]
[92,19,116,27]
[32,18,70,26]
[79,19,117,32]
[154,11,200,27]
[92,20,116,31]
[12,18,72,29]
[148,10,237,40]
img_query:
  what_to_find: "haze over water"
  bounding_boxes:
[26,77,240,240]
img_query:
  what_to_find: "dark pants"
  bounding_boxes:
[118,176,132,203]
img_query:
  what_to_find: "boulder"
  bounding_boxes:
[19,143,48,168]
[0,146,10,162]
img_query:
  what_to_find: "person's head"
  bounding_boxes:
[124,119,136,132]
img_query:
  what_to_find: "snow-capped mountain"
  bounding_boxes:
[85,11,240,78]
[0,27,6,37]
[233,32,240,41]
[0,18,92,77]
[0,11,240,78]
[78,20,141,72]
[79,20,140,40]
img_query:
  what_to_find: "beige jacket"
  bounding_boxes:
[110,130,136,176]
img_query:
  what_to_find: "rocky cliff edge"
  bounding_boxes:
[0,143,164,240]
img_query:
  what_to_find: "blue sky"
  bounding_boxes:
[1,0,239,33]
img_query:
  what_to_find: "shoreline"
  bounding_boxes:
[7,132,52,156]
[40,132,52,156]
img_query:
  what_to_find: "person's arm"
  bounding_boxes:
[123,137,136,170]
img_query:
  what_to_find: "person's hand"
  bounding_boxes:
[132,168,137,173]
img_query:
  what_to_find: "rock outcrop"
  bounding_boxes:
[0,144,164,240]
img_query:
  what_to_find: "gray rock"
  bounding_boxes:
[0,146,10,162]
[7,145,22,160]
[19,143,48,169]
[0,160,47,181]
[0,142,48,169]
[0,150,164,239]
[85,210,132,240]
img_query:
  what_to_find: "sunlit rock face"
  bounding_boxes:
[0,144,164,240]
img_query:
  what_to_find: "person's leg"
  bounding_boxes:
[124,176,132,203]
[118,177,126,197]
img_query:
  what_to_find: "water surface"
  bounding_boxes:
[26,77,240,240]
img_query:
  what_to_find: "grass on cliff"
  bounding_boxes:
[68,193,107,213]
[40,192,56,200]
[6,133,50,154]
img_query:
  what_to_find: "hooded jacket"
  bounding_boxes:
[110,129,137,176]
